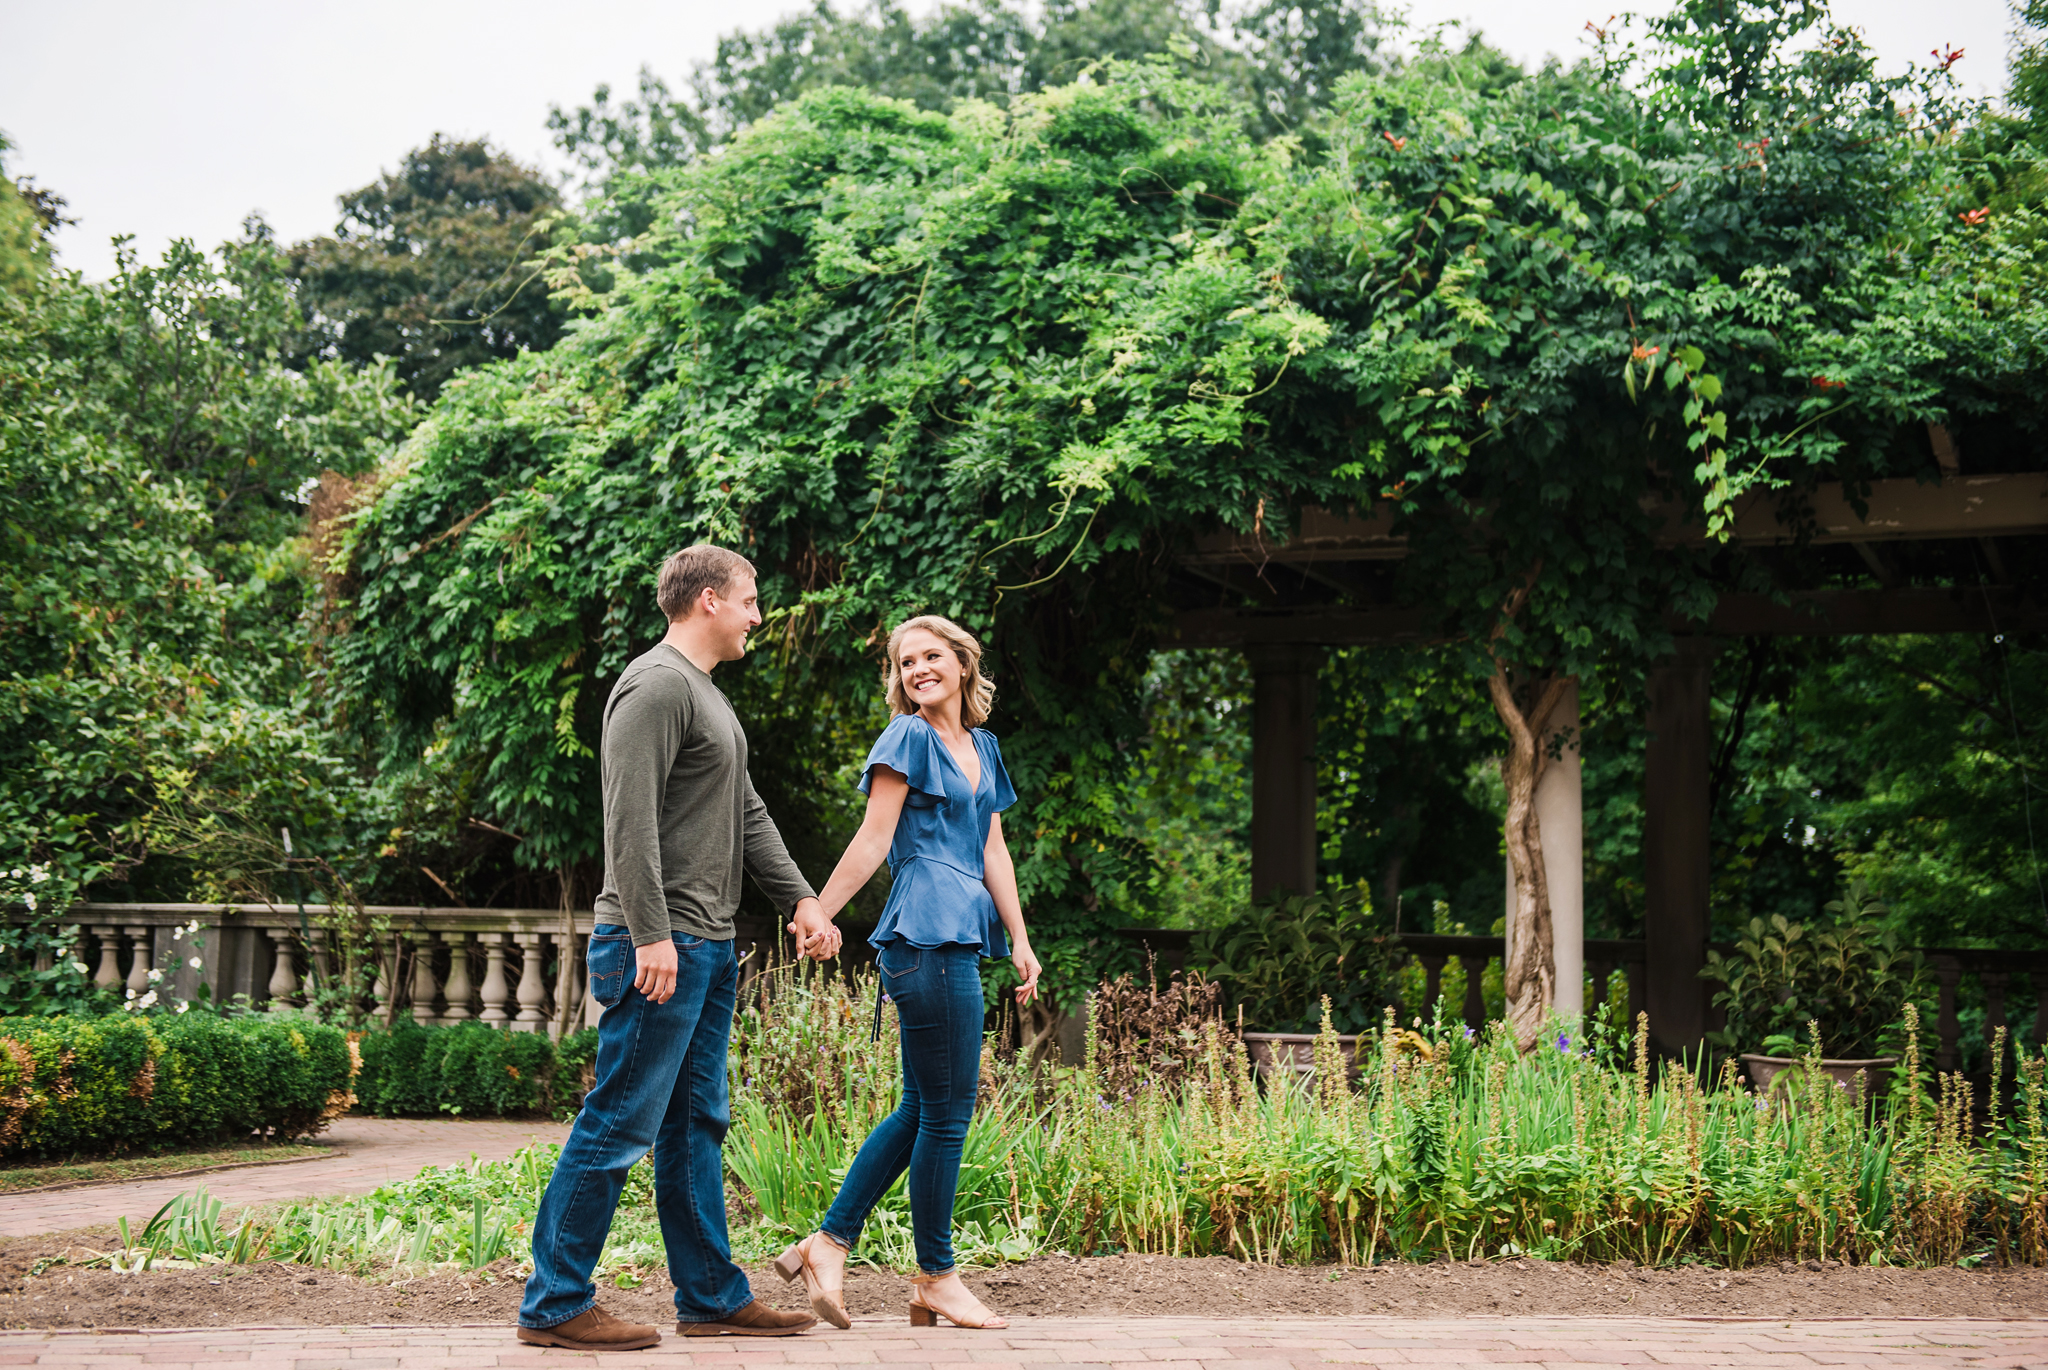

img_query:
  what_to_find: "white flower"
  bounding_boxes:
[147,969,164,983]
[188,956,203,970]
[126,990,158,1011]
[175,1001,190,1014]
[21,893,35,912]
[69,960,87,975]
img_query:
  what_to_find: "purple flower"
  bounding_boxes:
[1463,1026,1476,1041]
[1556,1033,1571,1052]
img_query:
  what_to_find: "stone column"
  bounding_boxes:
[512,933,550,1031]
[124,926,154,1000]
[478,934,512,1025]
[265,929,299,1011]
[1246,644,1322,900]
[1644,639,1716,1060]
[90,925,123,993]
[1539,680,1584,1020]
[408,931,441,1025]
[440,932,474,1023]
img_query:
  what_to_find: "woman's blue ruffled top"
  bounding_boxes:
[859,712,1018,957]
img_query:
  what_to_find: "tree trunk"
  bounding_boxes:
[1487,664,1574,1052]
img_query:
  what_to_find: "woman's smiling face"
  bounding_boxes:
[897,627,963,714]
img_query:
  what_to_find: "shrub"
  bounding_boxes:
[1189,888,1400,1033]
[0,1010,354,1159]
[354,1021,594,1118]
[1702,882,1931,1059]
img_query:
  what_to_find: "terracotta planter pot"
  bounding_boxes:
[1741,1053,1896,1097]
[1241,1031,1362,1081]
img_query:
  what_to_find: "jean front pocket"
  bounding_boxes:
[587,928,634,1008]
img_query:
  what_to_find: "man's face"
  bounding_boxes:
[707,572,762,661]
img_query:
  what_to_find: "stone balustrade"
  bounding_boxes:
[11,904,737,1037]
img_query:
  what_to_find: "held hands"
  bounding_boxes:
[634,937,679,1005]
[1011,941,1042,1005]
[788,897,841,961]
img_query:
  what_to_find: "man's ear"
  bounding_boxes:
[698,584,720,617]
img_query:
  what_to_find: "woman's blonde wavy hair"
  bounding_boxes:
[883,614,996,728]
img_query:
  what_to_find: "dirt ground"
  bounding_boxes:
[2,1227,2044,1328]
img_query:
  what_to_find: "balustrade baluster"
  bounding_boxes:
[89,925,122,993]
[1457,954,1487,1029]
[478,934,511,1025]
[408,931,441,1024]
[552,935,580,1038]
[1417,953,1447,1020]
[266,929,299,1011]
[1934,954,1963,1073]
[512,933,550,1031]
[371,944,396,1023]
[441,932,474,1022]
[1983,970,2011,1050]
[124,925,153,999]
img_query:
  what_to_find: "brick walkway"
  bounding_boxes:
[0,1316,2041,1368]
[0,1118,571,1238]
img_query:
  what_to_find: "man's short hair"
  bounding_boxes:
[656,545,756,620]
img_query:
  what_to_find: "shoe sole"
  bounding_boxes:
[677,1319,818,1337]
[515,1329,661,1351]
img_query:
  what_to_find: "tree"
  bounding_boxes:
[289,137,564,401]
[548,0,1397,199]
[0,135,57,296]
[0,233,420,949]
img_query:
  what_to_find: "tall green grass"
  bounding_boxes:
[94,964,2048,1275]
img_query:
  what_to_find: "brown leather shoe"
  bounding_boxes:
[678,1298,819,1336]
[516,1305,661,1351]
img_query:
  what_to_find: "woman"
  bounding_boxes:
[774,614,1042,1331]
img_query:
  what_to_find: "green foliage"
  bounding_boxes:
[1118,650,1252,927]
[1190,888,1398,1032]
[1703,890,1931,1059]
[336,0,2048,997]
[0,227,423,930]
[353,1021,595,1118]
[0,1011,353,1159]
[548,0,1394,198]
[289,137,566,401]
[0,136,51,296]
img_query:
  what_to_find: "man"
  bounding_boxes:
[517,544,842,1351]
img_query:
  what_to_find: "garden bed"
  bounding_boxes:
[0,1229,2043,1327]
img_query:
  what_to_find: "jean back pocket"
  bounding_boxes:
[587,928,633,1008]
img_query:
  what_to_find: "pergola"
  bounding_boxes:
[1170,460,2048,1057]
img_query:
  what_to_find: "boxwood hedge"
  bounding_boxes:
[354,1021,596,1118]
[0,1011,355,1159]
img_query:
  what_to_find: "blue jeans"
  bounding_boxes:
[519,927,752,1328]
[820,942,982,1274]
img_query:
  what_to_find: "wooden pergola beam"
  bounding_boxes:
[1182,473,2048,566]
[1174,588,2048,647]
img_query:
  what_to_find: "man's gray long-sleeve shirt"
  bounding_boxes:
[592,644,816,946]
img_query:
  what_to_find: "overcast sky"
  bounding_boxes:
[2,0,2018,281]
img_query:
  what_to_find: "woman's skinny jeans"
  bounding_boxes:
[820,942,981,1274]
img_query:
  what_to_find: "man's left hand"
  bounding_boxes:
[788,898,840,961]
